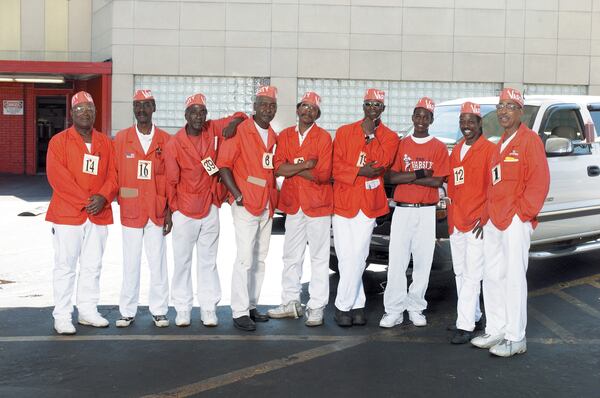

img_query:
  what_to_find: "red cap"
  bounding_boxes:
[460,101,481,117]
[499,88,524,108]
[133,89,154,101]
[71,91,94,107]
[185,93,206,109]
[299,91,321,108]
[256,86,278,100]
[364,88,385,103]
[415,97,435,113]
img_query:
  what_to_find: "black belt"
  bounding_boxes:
[395,202,437,208]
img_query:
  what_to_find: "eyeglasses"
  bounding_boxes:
[364,101,384,108]
[299,103,318,111]
[73,105,95,114]
[496,103,521,111]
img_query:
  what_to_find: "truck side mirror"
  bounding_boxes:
[584,122,596,143]
[545,137,573,155]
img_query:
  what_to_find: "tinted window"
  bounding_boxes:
[589,110,600,137]
[413,104,540,145]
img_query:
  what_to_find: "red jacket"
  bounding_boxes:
[46,127,117,225]
[484,123,550,230]
[275,124,333,217]
[217,118,279,217]
[165,113,246,219]
[447,135,495,234]
[392,135,450,204]
[332,120,399,218]
[114,125,171,228]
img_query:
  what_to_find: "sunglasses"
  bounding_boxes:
[364,101,384,108]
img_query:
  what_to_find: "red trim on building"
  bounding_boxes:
[0,60,112,175]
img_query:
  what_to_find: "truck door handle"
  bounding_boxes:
[588,165,600,177]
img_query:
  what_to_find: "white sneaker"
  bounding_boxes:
[305,307,324,327]
[201,310,218,327]
[54,319,76,335]
[379,312,403,328]
[471,333,505,349]
[489,338,527,357]
[267,301,303,319]
[115,317,135,328]
[78,312,109,328]
[175,311,191,327]
[408,311,427,327]
[152,315,169,328]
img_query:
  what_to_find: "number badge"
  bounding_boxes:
[82,154,99,175]
[294,157,305,164]
[356,151,367,167]
[492,164,502,185]
[262,152,274,169]
[137,160,152,180]
[201,156,219,176]
[453,166,465,186]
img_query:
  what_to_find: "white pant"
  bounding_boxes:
[384,206,436,314]
[119,221,169,317]
[52,220,108,320]
[171,207,221,312]
[450,229,483,331]
[483,215,532,341]
[230,203,272,318]
[281,210,331,309]
[332,211,376,311]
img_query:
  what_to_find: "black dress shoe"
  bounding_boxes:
[249,309,269,323]
[450,329,474,344]
[350,308,367,326]
[233,316,256,331]
[334,308,352,327]
[447,323,457,331]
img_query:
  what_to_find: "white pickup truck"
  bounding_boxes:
[331,95,600,271]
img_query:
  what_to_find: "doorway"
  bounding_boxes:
[36,96,67,173]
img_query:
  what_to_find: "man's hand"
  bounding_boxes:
[303,159,317,170]
[222,117,245,139]
[235,196,244,207]
[472,219,484,240]
[358,161,385,178]
[163,208,173,236]
[85,194,106,216]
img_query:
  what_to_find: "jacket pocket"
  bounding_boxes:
[119,197,140,219]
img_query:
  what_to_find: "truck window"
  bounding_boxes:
[589,110,600,137]
[542,108,590,155]
[482,105,539,143]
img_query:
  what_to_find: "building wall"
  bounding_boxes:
[0,0,93,62]
[0,83,36,174]
[86,0,600,134]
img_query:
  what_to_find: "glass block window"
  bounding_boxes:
[297,79,502,133]
[134,75,270,131]
[524,84,588,96]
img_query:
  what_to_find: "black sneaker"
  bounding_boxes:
[115,317,134,328]
[350,308,367,326]
[249,309,269,322]
[233,316,256,331]
[451,329,474,345]
[152,315,169,328]
[334,308,352,327]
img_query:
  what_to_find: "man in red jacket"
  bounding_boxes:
[380,97,449,329]
[165,93,246,328]
[113,89,172,328]
[218,86,279,332]
[446,102,496,344]
[46,91,118,335]
[471,88,550,357]
[269,91,333,327]
[332,89,399,327]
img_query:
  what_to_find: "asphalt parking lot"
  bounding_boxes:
[1,175,599,397]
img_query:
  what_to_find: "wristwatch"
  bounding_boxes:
[235,194,243,203]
